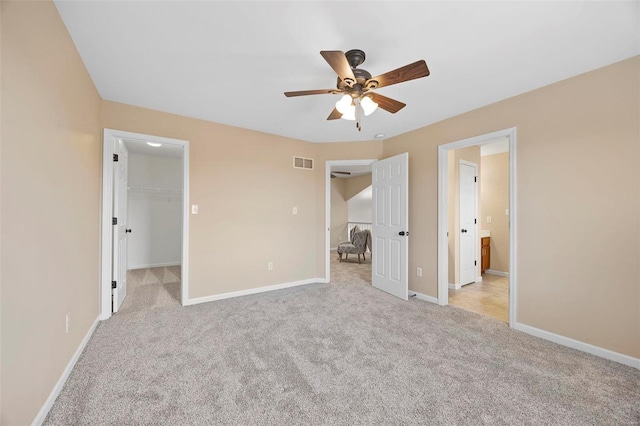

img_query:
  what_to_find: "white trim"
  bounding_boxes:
[128,262,181,270]
[448,283,461,290]
[475,276,483,283]
[437,128,517,324]
[184,278,322,306]
[513,322,640,370]
[459,159,479,284]
[101,129,190,320]
[485,269,509,277]
[100,132,115,319]
[411,291,439,305]
[324,159,377,283]
[31,316,100,426]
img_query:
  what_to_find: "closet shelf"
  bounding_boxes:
[128,186,182,194]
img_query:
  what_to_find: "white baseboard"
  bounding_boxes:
[475,276,483,283]
[330,247,337,251]
[184,278,322,306]
[485,269,509,277]
[129,262,181,270]
[513,322,640,370]
[32,316,100,425]
[448,283,461,290]
[411,291,439,305]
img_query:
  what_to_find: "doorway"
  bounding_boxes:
[437,128,517,325]
[100,129,190,320]
[326,159,375,282]
[325,154,410,300]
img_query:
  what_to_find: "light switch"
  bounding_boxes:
[293,207,298,215]
[486,216,492,224]
[505,209,509,216]
[192,205,199,214]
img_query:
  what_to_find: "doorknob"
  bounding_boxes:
[398,231,409,236]
[125,229,132,233]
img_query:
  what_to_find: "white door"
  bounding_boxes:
[112,139,129,312]
[459,161,477,285]
[372,152,409,300]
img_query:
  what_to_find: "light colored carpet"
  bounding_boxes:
[119,266,182,316]
[44,256,639,425]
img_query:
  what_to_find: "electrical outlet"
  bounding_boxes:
[505,209,509,216]
[486,216,492,224]
[292,207,298,215]
[267,262,273,271]
[417,267,422,277]
[65,313,71,333]
[192,205,199,214]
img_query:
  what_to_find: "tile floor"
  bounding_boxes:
[448,273,509,322]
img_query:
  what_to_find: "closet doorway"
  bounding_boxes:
[101,129,189,320]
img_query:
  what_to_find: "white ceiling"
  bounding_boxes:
[331,164,372,178]
[54,1,639,143]
[480,137,510,156]
[123,138,183,158]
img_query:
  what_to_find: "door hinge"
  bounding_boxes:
[112,217,117,225]
[474,260,477,266]
[113,154,119,162]
[474,176,477,182]
[474,218,477,224]
[112,280,117,289]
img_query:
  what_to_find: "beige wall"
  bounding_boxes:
[447,146,481,284]
[344,173,372,201]
[330,178,348,247]
[384,56,640,358]
[480,152,510,273]
[102,102,384,295]
[102,101,321,297]
[0,1,103,424]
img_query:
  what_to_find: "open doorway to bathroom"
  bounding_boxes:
[437,128,517,325]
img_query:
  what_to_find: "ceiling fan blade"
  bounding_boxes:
[368,60,430,89]
[320,51,356,85]
[327,108,342,120]
[332,171,351,175]
[369,93,406,114]
[284,89,339,97]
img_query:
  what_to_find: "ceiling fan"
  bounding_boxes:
[284,49,430,131]
[331,171,351,179]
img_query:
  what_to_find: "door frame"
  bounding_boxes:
[437,127,517,325]
[458,159,479,286]
[324,159,377,282]
[100,129,190,320]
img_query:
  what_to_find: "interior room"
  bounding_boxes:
[1,1,638,425]
[447,138,510,322]
[119,139,184,313]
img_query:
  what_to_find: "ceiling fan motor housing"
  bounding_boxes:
[345,49,366,68]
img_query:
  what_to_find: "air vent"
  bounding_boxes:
[293,156,314,170]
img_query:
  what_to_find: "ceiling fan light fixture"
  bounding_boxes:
[341,107,356,121]
[335,94,353,114]
[335,94,356,120]
[360,96,378,116]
